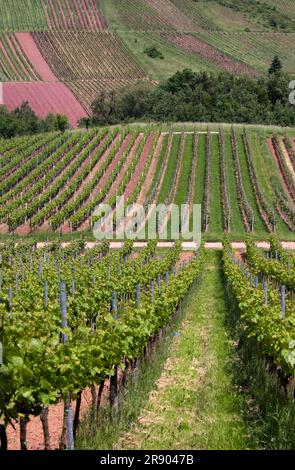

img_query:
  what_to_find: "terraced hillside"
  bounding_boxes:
[0,125,294,240]
[0,0,148,125]
[104,0,295,80]
[0,1,295,125]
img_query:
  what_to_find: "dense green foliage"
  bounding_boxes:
[87,67,295,127]
[144,46,164,59]
[0,103,69,138]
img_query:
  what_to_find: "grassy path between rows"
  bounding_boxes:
[118,252,249,450]
[77,252,295,450]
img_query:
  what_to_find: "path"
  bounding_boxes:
[118,252,249,450]
[35,241,295,250]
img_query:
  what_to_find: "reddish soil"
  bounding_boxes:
[267,138,295,204]
[179,251,195,264]
[15,222,31,236]
[6,383,110,450]
[59,134,121,233]
[15,33,57,82]
[38,221,52,232]
[136,134,163,206]
[168,33,257,77]
[77,134,134,231]
[123,134,155,201]
[280,139,295,180]
[88,0,105,31]
[107,134,144,199]
[233,250,246,263]
[3,82,88,127]
[0,223,9,234]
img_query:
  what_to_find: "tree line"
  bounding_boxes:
[0,102,69,139]
[81,57,295,128]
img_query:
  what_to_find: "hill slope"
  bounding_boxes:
[0,1,295,125]
[0,124,294,239]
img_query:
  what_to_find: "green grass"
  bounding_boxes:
[173,135,193,206]
[0,0,47,31]
[76,280,191,450]
[236,132,267,234]
[112,30,218,82]
[118,252,250,449]
[157,135,181,204]
[247,130,290,236]
[223,132,245,233]
[193,134,206,206]
[209,134,223,233]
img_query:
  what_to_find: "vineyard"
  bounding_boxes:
[32,32,148,112]
[1,233,295,450]
[1,0,295,455]
[0,0,105,32]
[0,125,294,239]
[0,0,295,124]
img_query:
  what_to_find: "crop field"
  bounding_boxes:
[1,0,295,124]
[1,233,295,450]
[0,33,41,81]
[1,82,88,127]
[32,32,148,112]
[194,31,295,75]
[41,0,106,31]
[0,0,105,31]
[1,1,295,455]
[105,0,295,77]
[0,125,294,240]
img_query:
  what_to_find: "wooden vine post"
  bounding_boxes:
[60,282,74,450]
[109,291,119,421]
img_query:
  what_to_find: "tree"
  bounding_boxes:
[54,114,69,132]
[12,101,39,134]
[269,55,282,75]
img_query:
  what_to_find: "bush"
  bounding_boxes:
[144,46,164,59]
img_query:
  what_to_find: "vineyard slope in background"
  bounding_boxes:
[0,124,295,239]
[1,0,295,124]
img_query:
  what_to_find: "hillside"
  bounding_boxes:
[0,124,295,239]
[0,0,295,125]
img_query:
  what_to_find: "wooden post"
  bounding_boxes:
[60,283,74,450]
[44,280,48,307]
[136,285,140,307]
[263,280,268,305]
[281,285,286,320]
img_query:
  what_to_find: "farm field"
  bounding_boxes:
[1,238,295,450]
[0,124,294,240]
[104,0,295,79]
[32,31,148,112]
[1,1,295,455]
[0,0,105,32]
[1,0,295,123]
